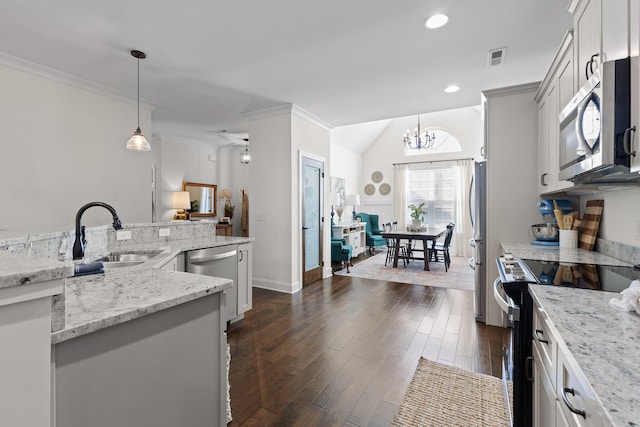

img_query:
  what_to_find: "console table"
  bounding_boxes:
[332,222,366,257]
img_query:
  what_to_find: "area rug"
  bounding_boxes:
[392,358,509,427]
[335,253,474,291]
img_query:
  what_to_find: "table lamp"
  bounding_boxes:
[172,191,191,220]
[345,194,360,222]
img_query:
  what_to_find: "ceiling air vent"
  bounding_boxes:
[488,47,507,67]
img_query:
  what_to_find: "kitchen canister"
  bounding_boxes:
[559,229,578,248]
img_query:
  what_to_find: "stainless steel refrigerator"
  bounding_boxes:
[469,160,486,322]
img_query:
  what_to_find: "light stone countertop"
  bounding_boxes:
[51,268,231,344]
[500,241,634,267]
[51,235,252,343]
[0,250,72,289]
[529,285,640,427]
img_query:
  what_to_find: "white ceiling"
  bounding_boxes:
[0,1,572,150]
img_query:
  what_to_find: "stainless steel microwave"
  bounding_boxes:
[558,57,633,183]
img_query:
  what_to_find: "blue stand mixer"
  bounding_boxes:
[530,200,573,246]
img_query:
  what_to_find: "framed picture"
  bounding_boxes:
[331,176,345,206]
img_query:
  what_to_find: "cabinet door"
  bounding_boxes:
[533,344,557,427]
[631,56,640,173]
[237,243,252,315]
[574,0,602,88]
[555,47,575,191]
[538,95,551,194]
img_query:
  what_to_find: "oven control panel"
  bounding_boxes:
[498,254,538,283]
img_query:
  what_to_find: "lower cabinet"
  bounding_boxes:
[237,242,252,316]
[532,298,607,427]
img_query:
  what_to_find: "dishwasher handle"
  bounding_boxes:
[189,249,237,264]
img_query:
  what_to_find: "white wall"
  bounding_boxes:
[248,112,293,292]
[157,137,218,222]
[329,143,362,198]
[581,188,640,247]
[0,64,153,235]
[359,106,483,222]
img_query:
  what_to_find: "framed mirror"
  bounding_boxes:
[182,182,217,217]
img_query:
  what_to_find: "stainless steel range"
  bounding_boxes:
[494,255,640,427]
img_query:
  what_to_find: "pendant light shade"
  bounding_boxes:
[126,50,150,151]
[240,138,250,164]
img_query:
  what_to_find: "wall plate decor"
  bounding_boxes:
[364,183,375,196]
[379,183,391,195]
[371,171,383,183]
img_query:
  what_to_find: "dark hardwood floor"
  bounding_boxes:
[227,258,505,427]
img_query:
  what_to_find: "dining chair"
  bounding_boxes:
[430,223,455,271]
[384,223,406,267]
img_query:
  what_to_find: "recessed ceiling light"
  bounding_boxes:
[444,84,460,93]
[425,14,449,29]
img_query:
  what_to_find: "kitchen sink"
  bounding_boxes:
[97,250,164,268]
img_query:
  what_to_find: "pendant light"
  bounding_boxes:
[126,49,151,151]
[240,138,250,164]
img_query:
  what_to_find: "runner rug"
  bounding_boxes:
[392,358,510,427]
[335,253,474,291]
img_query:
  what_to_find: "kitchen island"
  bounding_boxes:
[1,224,253,427]
[529,284,640,426]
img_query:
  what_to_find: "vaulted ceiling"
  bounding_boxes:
[0,1,572,149]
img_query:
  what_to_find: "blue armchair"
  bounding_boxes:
[355,212,387,255]
[331,238,352,273]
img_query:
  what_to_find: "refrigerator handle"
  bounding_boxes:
[469,175,474,228]
[468,258,476,270]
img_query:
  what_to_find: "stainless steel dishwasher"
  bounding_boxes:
[186,246,238,322]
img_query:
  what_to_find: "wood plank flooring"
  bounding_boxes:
[227,265,505,427]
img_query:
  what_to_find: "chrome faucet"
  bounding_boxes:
[72,202,123,260]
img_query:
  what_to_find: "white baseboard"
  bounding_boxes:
[252,277,300,294]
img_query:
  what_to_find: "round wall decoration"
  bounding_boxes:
[364,184,375,196]
[379,183,391,195]
[371,171,383,183]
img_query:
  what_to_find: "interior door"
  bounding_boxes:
[302,156,324,286]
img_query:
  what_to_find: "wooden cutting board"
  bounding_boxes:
[579,200,604,251]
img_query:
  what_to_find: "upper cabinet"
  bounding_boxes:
[570,0,631,88]
[536,32,575,195]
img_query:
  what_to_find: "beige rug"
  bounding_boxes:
[392,358,509,427]
[335,253,474,291]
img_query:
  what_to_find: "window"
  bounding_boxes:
[406,166,455,227]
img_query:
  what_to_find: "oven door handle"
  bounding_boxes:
[493,278,520,321]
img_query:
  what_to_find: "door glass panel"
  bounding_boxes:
[304,164,320,270]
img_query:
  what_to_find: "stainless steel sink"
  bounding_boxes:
[97,250,163,268]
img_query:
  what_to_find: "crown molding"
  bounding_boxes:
[0,51,156,109]
[482,81,541,98]
[242,103,333,130]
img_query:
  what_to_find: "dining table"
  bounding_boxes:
[381,226,447,271]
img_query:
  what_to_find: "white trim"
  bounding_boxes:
[0,51,157,109]
[242,103,333,130]
[482,81,541,99]
[252,277,299,294]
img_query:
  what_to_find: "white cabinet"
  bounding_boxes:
[237,243,252,316]
[571,0,631,88]
[532,297,607,427]
[160,252,185,271]
[536,32,574,194]
[572,0,602,88]
[332,223,366,257]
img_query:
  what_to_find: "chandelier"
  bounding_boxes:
[403,115,436,150]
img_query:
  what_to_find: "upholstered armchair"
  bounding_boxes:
[355,213,387,254]
[331,238,352,273]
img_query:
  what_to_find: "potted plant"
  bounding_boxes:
[224,200,235,218]
[408,202,428,227]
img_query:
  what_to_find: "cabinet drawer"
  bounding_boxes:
[533,304,558,388]
[556,346,606,427]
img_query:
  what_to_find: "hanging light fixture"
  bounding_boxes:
[240,138,250,164]
[126,49,151,151]
[403,115,436,150]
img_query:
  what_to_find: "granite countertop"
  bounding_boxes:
[0,251,72,289]
[50,235,253,343]
[51,268,231,344]
[501,241,633,267]
[529,285,640,427]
